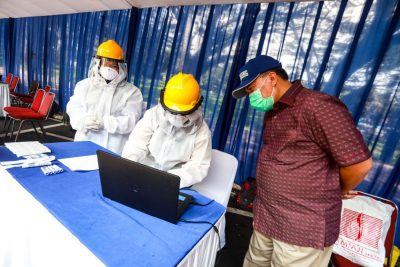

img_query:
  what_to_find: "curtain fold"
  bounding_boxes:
[212,4,261,152]
[0,19,9,75]
[313,0,348,91]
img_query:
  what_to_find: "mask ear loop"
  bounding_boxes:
[270,73,277,99]
[262,74,277,99]
[271,85,276,98]
[258,78,268,91]
[252,77,268,97]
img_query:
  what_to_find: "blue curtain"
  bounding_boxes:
[126,1,399,194]
[224,0,400,186]
[1,0,400,243]
[0,19,10,77]
[127,4,248,135]
[5,10,131,111]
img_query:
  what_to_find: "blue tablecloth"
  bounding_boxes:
[2,141,224,267]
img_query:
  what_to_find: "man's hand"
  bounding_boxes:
[341,190,359,199]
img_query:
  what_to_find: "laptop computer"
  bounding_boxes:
[96,150,192,223]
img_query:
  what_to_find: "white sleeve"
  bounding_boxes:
[121,108,156,162]
[66,80,90,131]
[103,87,143,134]
[167,123,212,188]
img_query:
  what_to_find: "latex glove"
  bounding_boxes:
[84,116,103,131]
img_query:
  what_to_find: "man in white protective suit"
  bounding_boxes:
[67,40,143,154]
[122,73,212,188]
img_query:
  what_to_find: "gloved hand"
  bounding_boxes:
[84,116,103,131]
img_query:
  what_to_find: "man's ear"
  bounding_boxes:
[269,72,278,87]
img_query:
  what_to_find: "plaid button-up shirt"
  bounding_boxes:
[253,81,371,249]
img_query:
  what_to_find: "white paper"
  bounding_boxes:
[5,142,51,157]
[59,155,98,171]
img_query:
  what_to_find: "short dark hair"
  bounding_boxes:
[273,68,289,80]
[261,68,289,81]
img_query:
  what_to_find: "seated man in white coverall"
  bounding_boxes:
[67,40,143,154]
[122,73,212,188]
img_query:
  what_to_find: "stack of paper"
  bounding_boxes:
[59,155,99,171]
[5,141,51,157]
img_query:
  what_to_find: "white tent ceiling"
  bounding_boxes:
[0,0,320,19]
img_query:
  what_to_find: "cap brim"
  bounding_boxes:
[232,74,259,99]
[232,88,248,99]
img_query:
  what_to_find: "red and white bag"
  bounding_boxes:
[333,196,394,267]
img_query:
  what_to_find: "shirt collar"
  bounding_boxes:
[277,80,303,107]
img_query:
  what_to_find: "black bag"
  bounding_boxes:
[236,177,256,211]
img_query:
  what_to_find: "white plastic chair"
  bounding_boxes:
[191,149,238,251]
[192,149,238,207]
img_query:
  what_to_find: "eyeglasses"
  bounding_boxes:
[98,58,119,71]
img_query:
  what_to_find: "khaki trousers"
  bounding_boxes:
[243,230,333,267]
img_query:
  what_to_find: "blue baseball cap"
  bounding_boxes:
[232,55,282,99]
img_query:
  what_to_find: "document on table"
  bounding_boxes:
[59,155,99,171]
[5,141,51,157]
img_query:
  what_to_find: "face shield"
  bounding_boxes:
[164,106,203,128]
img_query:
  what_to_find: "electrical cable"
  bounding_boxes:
[190,199,214,206]
[179,218,222,264]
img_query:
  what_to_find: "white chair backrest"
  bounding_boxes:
[191,149,238,207]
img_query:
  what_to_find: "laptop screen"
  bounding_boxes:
[96,150,192,223]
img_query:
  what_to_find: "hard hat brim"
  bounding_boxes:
[96,55,125,63]
[160,90,203,115]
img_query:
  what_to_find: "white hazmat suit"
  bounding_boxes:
[67,58,143,154]
[122,104,212,188]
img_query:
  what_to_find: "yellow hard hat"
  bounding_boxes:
[160,73,203,115]
[96,40,124,61]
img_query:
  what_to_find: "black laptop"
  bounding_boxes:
[96,150,192,223]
